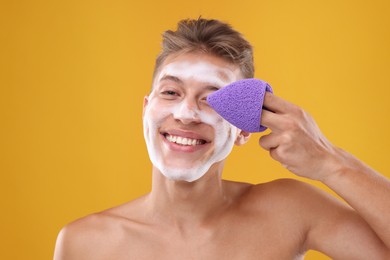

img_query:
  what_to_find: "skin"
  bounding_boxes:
[143,57,240,182]
[54,52,390,259]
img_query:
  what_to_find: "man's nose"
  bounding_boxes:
[173,99,201,124]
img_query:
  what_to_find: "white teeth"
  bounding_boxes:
[165,134,205,146]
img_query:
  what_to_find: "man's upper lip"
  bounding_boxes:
[162,129,211,142]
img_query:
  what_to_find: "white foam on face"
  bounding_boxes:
[157,61,237,88]
[143,58,240,182]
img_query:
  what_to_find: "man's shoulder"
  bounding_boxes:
[62,195,148,234]
[225,178,315,201]
[241,178,334,212]
[54,197,148,259]
[252,178,323,197]
[54,213,111,259]
[60,212,112,236]
[57,211,122,243]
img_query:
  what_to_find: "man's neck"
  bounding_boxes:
[146,164,231,229]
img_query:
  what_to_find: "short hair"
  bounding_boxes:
[152,17,254,83]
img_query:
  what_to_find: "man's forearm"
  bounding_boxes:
[322,147,390,248]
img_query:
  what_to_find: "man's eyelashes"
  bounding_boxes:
[161,90,179,96]
[159,90,209,103]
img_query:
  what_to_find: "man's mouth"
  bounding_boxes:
[163,133,207,146]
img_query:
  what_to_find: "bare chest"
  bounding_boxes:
[95,220,305,260]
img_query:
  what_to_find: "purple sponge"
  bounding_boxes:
[207,78,273,133]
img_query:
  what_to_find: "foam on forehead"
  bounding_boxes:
[157,60,236,87]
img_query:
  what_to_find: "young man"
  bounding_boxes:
[54,18,390,259]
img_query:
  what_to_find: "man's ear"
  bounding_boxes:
[142,96,149,117]
[235,130,251,146]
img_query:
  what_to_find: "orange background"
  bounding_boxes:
[1,0,389,259]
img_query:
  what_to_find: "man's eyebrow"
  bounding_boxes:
[159,75,183,84]
[159,75,222,91]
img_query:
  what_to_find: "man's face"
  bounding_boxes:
[143,52,243,182]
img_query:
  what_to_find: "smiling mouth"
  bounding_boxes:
[163,133,207,146]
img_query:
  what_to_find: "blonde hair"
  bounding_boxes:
[152,17,254,81]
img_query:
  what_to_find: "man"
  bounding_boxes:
[54,18,390,259]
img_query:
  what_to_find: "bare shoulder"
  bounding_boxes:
[54,196,148,260]
[259,178,357,215]
[244,178,342,208]
[54,212,113,259]
[252,177,326,195]
[246,179,388,258]
[248,178,356,223]
[239,179,350,236]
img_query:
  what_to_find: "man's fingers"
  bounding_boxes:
[260,109,284,131]
[259,133,279,151]
[263,92,291,114]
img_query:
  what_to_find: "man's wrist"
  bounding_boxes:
[318,147,351,184]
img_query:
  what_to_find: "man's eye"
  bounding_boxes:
[162,90,178,96]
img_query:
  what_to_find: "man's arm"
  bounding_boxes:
[259,92,390,256]
[319,151,390,250]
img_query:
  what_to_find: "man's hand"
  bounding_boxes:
[259,92,341,181]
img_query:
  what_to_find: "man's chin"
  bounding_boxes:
[160,166,208,183]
